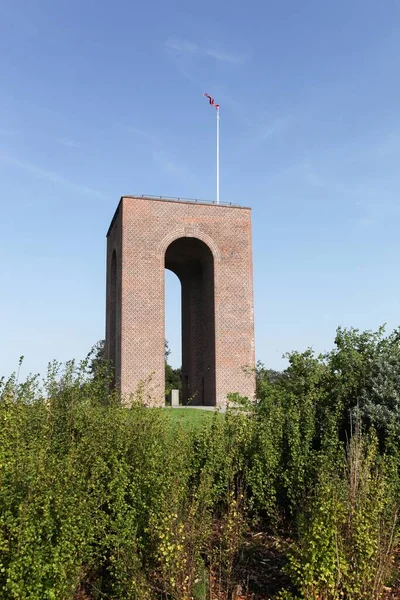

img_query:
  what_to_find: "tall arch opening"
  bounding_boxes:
[165,237,216,406]
[165,269,182,399]
[109,249,117,385]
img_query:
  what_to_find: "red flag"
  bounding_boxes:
[203,93,219,110]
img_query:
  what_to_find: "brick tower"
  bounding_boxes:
[105,196,255,407]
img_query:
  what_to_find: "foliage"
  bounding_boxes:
[258,325,400,437]
[1,325,399,599]
[286,430,399,600]
[165,340,182,397]
[0,361,247,599]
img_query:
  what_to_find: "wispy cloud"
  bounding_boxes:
[152,151,187,176]
[57,138,81,149]
[125,126,161,146]
[165,38,246,64]
[0,129,81,148]
[124,124,189,178]
[299,160,366,198]
[0,154,104,199]
[301,161,330,190]
[0,129,18,136]
[258,116,292,142]
[237,114,293,156]
[275,159,400,229]
[354,195,400,228]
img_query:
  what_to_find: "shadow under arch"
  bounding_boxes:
[165,237,216,406]
[109,249,117,387]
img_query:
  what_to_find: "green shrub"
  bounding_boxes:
[1,327,400,599]
[286,429,400,600]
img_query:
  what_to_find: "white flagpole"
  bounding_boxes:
[216,106,220,204]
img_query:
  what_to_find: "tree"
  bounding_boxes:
[88,339,107,378]
[165,340,182,395]
[255,325,400,447]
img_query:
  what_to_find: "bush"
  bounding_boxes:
[1,326,400,599]
[286,428,400,600]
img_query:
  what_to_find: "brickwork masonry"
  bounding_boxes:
[105,196,256,408]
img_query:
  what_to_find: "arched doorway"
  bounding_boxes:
[165,237,216,406]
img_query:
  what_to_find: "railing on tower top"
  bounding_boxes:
[107,195,247,236]
[126,194,242,207]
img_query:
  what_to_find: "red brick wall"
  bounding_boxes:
[106,196,255,407]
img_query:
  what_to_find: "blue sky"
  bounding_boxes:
[1,0,400,377]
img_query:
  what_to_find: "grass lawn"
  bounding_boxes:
[161,407,224,430]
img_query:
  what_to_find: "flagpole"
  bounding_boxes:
[216,106,220,204]
[202,93,220,203]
